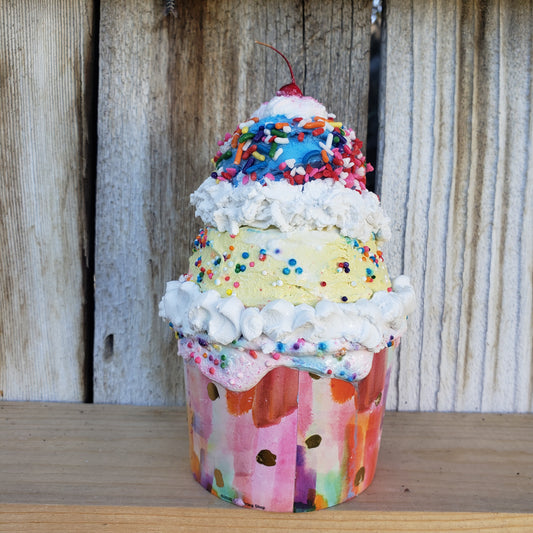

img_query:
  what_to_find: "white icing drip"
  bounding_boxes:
[179,335,377,391]
[191,179,391,241]
[159,275,415,352]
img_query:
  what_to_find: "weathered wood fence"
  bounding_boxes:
[1,0,532,412]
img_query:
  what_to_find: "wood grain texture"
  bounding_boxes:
[0,402,532,528]
[1,506,532,533]
[0,2,96,401]
[378,0,533,412]
[94,0,373,405]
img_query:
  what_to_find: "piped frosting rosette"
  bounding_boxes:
[160,95,415,391]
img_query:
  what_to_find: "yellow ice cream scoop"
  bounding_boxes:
[187,226,392,307]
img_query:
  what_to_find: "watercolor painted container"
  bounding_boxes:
[185,343,396,512]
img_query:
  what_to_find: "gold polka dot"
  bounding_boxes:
[354,466,366,486]
[256,449,277,466]
[214,468,224,487]
[207,382,219,401]
[305,434,322,449]
[374,391,383,406]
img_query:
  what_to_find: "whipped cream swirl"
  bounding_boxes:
[252,95,329,121]
[191,179,391,241]
[160,275,414,353]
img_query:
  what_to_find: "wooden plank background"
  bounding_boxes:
[379,0,533,412]
[1,0,531,411]
[93,0,373,405]
[0,1,96,401]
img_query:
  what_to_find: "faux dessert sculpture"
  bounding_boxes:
[160,45,415,512]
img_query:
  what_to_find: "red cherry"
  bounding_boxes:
[255,41,303,97]
[278,82,303,96]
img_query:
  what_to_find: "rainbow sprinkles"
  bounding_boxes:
[211,102,373,191]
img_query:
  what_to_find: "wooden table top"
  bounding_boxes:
[0,402,532,531]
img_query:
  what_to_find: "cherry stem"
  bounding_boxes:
[255,41,297,86]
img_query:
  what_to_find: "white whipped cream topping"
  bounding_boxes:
[252,95,329,121]
[159,275,415,352]
[191,179,391,242]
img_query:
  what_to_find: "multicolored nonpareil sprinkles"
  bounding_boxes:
[211,114,373,192]
[177,334,397,390]
[192,228,210,252]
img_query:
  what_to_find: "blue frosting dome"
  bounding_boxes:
[211,111,373,192]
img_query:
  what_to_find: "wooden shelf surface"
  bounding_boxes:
[0,402,532,531]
